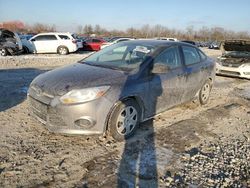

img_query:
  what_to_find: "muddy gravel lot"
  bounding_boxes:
[0,48,250,187]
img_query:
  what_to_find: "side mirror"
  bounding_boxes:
[30,38,35,42]
[152,63,170,74]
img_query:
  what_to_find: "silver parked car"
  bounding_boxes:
[28,40,215,141]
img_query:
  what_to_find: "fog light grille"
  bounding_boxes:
[243,72,250,75]
[75,117,95,129]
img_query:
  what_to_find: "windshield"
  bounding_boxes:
[81,42,155,71]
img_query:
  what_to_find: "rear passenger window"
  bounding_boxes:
[182,46,200,65]
[59,35,70,40]
[154,46,182,69]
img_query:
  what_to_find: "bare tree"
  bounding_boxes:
[31,23,56,33]
[83,24,93,36]
[76,25,83,34]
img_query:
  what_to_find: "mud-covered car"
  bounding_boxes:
[0,29,23,56]
[216,40,250,79]
[28,40,215,141]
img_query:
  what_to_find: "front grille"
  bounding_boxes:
[29,96,67,127]
[29,97,48,122]
[221,62,242,68]
[48,108,67,126]
[220,70,240,76]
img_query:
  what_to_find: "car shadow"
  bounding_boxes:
[0,68,50,112]
[117,57,162,187]
[75,48,95,54]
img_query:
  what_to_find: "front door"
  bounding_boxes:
[32,35,58,53]
[146,46,186,117]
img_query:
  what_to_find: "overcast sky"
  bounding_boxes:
[0,0,249,32]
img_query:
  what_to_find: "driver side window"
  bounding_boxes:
[154,46,182,69]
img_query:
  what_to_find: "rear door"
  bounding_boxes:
[147,45,186,116]
[180,45,206,102]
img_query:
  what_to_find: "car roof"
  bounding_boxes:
[124,39,195,47]
[35,32,73,36]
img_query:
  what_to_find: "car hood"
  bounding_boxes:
[30,63,128,96]
[221,40,250,52]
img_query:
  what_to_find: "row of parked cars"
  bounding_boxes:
[0,28,220,57]
[0,29,137,56]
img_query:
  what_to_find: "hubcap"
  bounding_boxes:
[59,48,66,54]
[1,49,6,56]
[201,83,210,102]
[116,106,138,135]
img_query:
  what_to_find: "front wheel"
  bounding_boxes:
[22,46,29,54]
[199,80,212,105]
[108,99,141,141]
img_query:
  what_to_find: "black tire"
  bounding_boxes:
[57,46,69,55]
[1,48,8,56]
[199,80,212,105]
[108,99,141,141]
[23,46,29,54]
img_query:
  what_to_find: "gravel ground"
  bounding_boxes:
[0,48,250,187]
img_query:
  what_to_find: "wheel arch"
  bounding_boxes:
[57,45,69,54]
[104,95,145,133]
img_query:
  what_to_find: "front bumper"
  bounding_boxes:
[216,63,250,79]
[28,95,113,135]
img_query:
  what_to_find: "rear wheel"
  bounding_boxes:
[1,48,8,56]
[199,80,212,105]
[57,46,69,55]
[108,99,141,141]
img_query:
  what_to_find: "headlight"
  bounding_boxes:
[216,61,222,66]
[60,86,110,104]
[240,63,250,68]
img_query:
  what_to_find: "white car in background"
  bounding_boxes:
[216,40,250,79]
[155,37,178,41]
[27,32,80,55]
[101,38,134,49]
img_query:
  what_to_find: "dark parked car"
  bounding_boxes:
[0,29,23,56]
[28,40,215,141]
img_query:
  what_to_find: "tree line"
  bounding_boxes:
[79,24,250,41]
[1,21,250,41]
